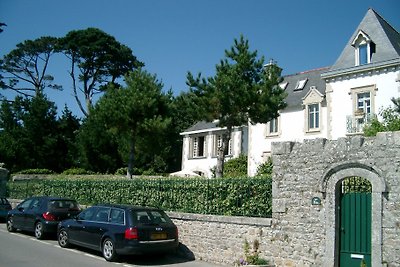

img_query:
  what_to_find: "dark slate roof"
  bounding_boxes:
[281,67,328,109]
[329,8,400,72]
[182,120,219,133]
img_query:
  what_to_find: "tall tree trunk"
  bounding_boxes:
[127,130,135,179]
[215,127,231,178]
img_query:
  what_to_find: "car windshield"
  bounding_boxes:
[48,200,80,211]
[132,210,172,225]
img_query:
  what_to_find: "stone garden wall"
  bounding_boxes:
[169,131,400,267]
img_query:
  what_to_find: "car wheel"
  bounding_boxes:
[102,238,118,262]
[34,221,44,239]
[58,229,71,248]
[6,217,15,232]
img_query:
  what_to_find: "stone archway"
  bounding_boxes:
[320,161,387,267]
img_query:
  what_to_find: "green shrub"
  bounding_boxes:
[223,154,248,178]
[18,169,54,174]
[7,176,272,217]
[256,158,273,177]
[62,168,95,175]
[115,167,127,175]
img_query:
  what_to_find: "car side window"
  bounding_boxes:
[110,209,125,225]
[30,199,41,210]
[93,207,110,223]
[18,199,33,210]
[78,207,97,221]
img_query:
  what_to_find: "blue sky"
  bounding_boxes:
[1,0,399,117]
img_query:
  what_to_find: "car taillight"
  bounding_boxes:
[125,227,138,240]
[42,212,56,221]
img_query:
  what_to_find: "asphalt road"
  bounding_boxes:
[0,223,222,267]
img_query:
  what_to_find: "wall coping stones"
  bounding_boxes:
[167,212,272,227]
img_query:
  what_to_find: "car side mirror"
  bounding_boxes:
[18,207,24,212]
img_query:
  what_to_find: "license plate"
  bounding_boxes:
[151,232,167,240]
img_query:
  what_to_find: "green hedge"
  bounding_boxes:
[7,177,272,217]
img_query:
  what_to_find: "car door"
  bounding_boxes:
[12,198,34,230]
[24,198,42,231]
[68,207,97,246]
[84,207,111,250]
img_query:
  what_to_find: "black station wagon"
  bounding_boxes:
[7,196,81,239]
[57,204,179,261]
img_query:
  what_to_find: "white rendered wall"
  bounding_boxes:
[248,106,328,176]
[181,128,245,178]
[328,70,400,140]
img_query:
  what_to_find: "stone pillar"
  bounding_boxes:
[0,163,9,197]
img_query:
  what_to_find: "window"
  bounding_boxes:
[191,135,206,158]
[266,117,280,136]
[308,104,320,130]
[352,30,375,66]
[78,207,97,221]
[357,92,371,114]
[358,44,368,65]
[269,118,279,134]
[94,207,110,222]
[110,209,125,225]
[294,79,307,91]
[279,82,288,90]
[213,134,232,157]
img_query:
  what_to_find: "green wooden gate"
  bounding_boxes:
[339,177,371,267]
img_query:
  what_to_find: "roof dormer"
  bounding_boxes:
[351,30,376,66]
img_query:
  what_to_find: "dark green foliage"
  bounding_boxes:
[223,154,248,178]
[256,157,273,177]
[187,35,287,177]
[62,168,95,175]
[17,169,54,175]
[8,177,272,217]
[59,28,143,116]
[0,36,61,96]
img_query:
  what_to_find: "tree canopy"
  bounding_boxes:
[0,36,61,97]
[59,27,144,116]
[187,35,287,177]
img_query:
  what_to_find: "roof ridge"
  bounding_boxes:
[369,8,400,36]
[283,66,331,78]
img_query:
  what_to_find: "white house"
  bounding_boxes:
[179,121,248,178]
[178,8,400,178]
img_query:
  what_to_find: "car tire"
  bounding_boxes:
[102,238,118,262]
[58,229,71,248]
[34,221,45,239]
[6,217,15,232]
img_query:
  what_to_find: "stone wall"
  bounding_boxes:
[169,132,400,267]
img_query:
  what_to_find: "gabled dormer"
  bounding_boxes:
[351,30,375,66]
[322,8,400,79]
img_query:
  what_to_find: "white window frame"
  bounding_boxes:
[266,116,280,137]
[307,103,320,131]
[352,30,374,66]
[302,87,324,134]
[213,133,232,157]
[190,135,206,158]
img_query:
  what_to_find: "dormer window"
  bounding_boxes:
[352,30,375,66]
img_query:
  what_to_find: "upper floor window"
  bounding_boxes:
[308,103,320,130]
[302,87,324,133]
[352,30,375,66]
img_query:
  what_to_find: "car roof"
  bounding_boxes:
[93,203,161,211]
[29,196,77,201]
